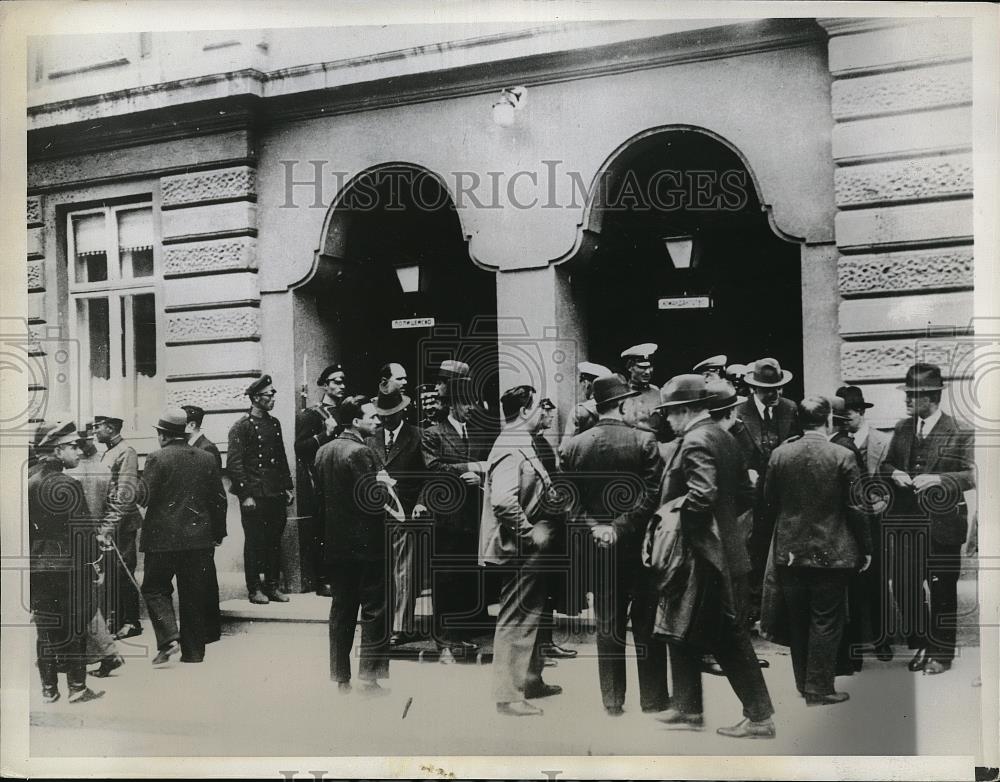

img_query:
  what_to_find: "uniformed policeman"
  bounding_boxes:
[693,354,728,381]
[620,343,661,432]
[228,375,295,604]
[573,361,611,436]
[294,363,347,596]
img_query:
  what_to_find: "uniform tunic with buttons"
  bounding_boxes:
[226,412,293,500]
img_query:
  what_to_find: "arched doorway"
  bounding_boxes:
[295,164,498,405]
[568,128,804,400]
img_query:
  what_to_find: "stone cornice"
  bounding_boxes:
[28,18,823,159]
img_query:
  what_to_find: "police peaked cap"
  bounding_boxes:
[245,375,274,396]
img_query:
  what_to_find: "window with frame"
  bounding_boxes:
[68,203,161,436]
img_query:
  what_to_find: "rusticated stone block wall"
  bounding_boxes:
[820,18,974,427]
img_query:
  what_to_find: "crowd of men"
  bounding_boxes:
[27,341,975,737]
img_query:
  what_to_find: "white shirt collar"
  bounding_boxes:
[851,422,870,448]
[447,415,467,438]
[917,408,943,435]
[753,395,774,420]
[384,421,404,444]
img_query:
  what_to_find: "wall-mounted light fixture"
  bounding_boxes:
[492,86,527,127]
[394,261,421,294]
[662,233,699,270]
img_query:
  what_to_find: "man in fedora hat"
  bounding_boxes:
[316,396,393,694]
[228,375,295,605]
[29,421,105,704]
[365,388,427,647]
[736,357,802,622]
[480,385,566,716]
[881,363,974,675]
[140,408,227,665]
[620,343,661,432]
[92,413,143,639]
[653,375,775,738]
[420,367,490,661]
[560,374,668,717]
[837,384,893,661]
[295,363,348,596]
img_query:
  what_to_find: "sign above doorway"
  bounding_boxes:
[391,317,435,329]
[658,296,712,310]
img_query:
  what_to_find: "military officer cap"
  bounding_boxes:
[725,363,749,380]
[93,414,125,430]
[317,363,345,386]
[621,343,658,366]
[34,420,83,452]
[245,374,275,397]
[693,354,728,373]
[437,359,471,381]
[578,361,611,380]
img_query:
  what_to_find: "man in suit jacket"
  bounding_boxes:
[881,363,975,675]
[836,385,893,660]
[316,396,392,694]
[735,358,802,622]
[419,373,490,660]
[294,363,347,596]
[480,385,564,716]
[365,389,427,646]
[560,375,667,717]
[182,404,224,646]
[139,409,227,666]
[764,396,871,706]
[655,375,775,738]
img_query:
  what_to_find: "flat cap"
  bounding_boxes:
[34,421,82,451]
[437,360,471,380]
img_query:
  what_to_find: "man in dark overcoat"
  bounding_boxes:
[139,408,227,665]
[880,363,975,676]
[735,357,802,621]
[316,396,392,693]
[764,396,871,705]
[29,422,104,704]
[559,374,668,717]
[655,375,774,738]
[365,389,427,646]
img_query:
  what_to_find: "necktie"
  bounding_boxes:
[917,419,925,442]
[386,429,395,452]
[763,406,773,446]
[460,424,468,443]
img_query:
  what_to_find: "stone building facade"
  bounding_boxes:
[24,17,977,587]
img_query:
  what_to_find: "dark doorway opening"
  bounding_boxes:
[571,130,803,400]
[313,165,498,401]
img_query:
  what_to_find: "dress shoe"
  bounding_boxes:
[524,682,562,700]
[438,647,456,665]
[805,691,850,706]
[605,705,624,716]
[41,687,60,704]
[152,640,181,666]
[907,648,927,672]
[757,657,770,668]
[113,623,143,640]
[248,590,270,605]
[92,654,125,678]
[875,644,894,662]
[359,681,390,697]
[316,584,333,597]
[923,659,951,675]
[715,717,778,739]
[654,708,705,730]
[68,687,105,704]
[717,716,776,739]
[448,641,479,660]
[264,587,290,603]
[702,658,725,676]
[336,681,352,693]
[542,644,578,659]
[497,700,543,717]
